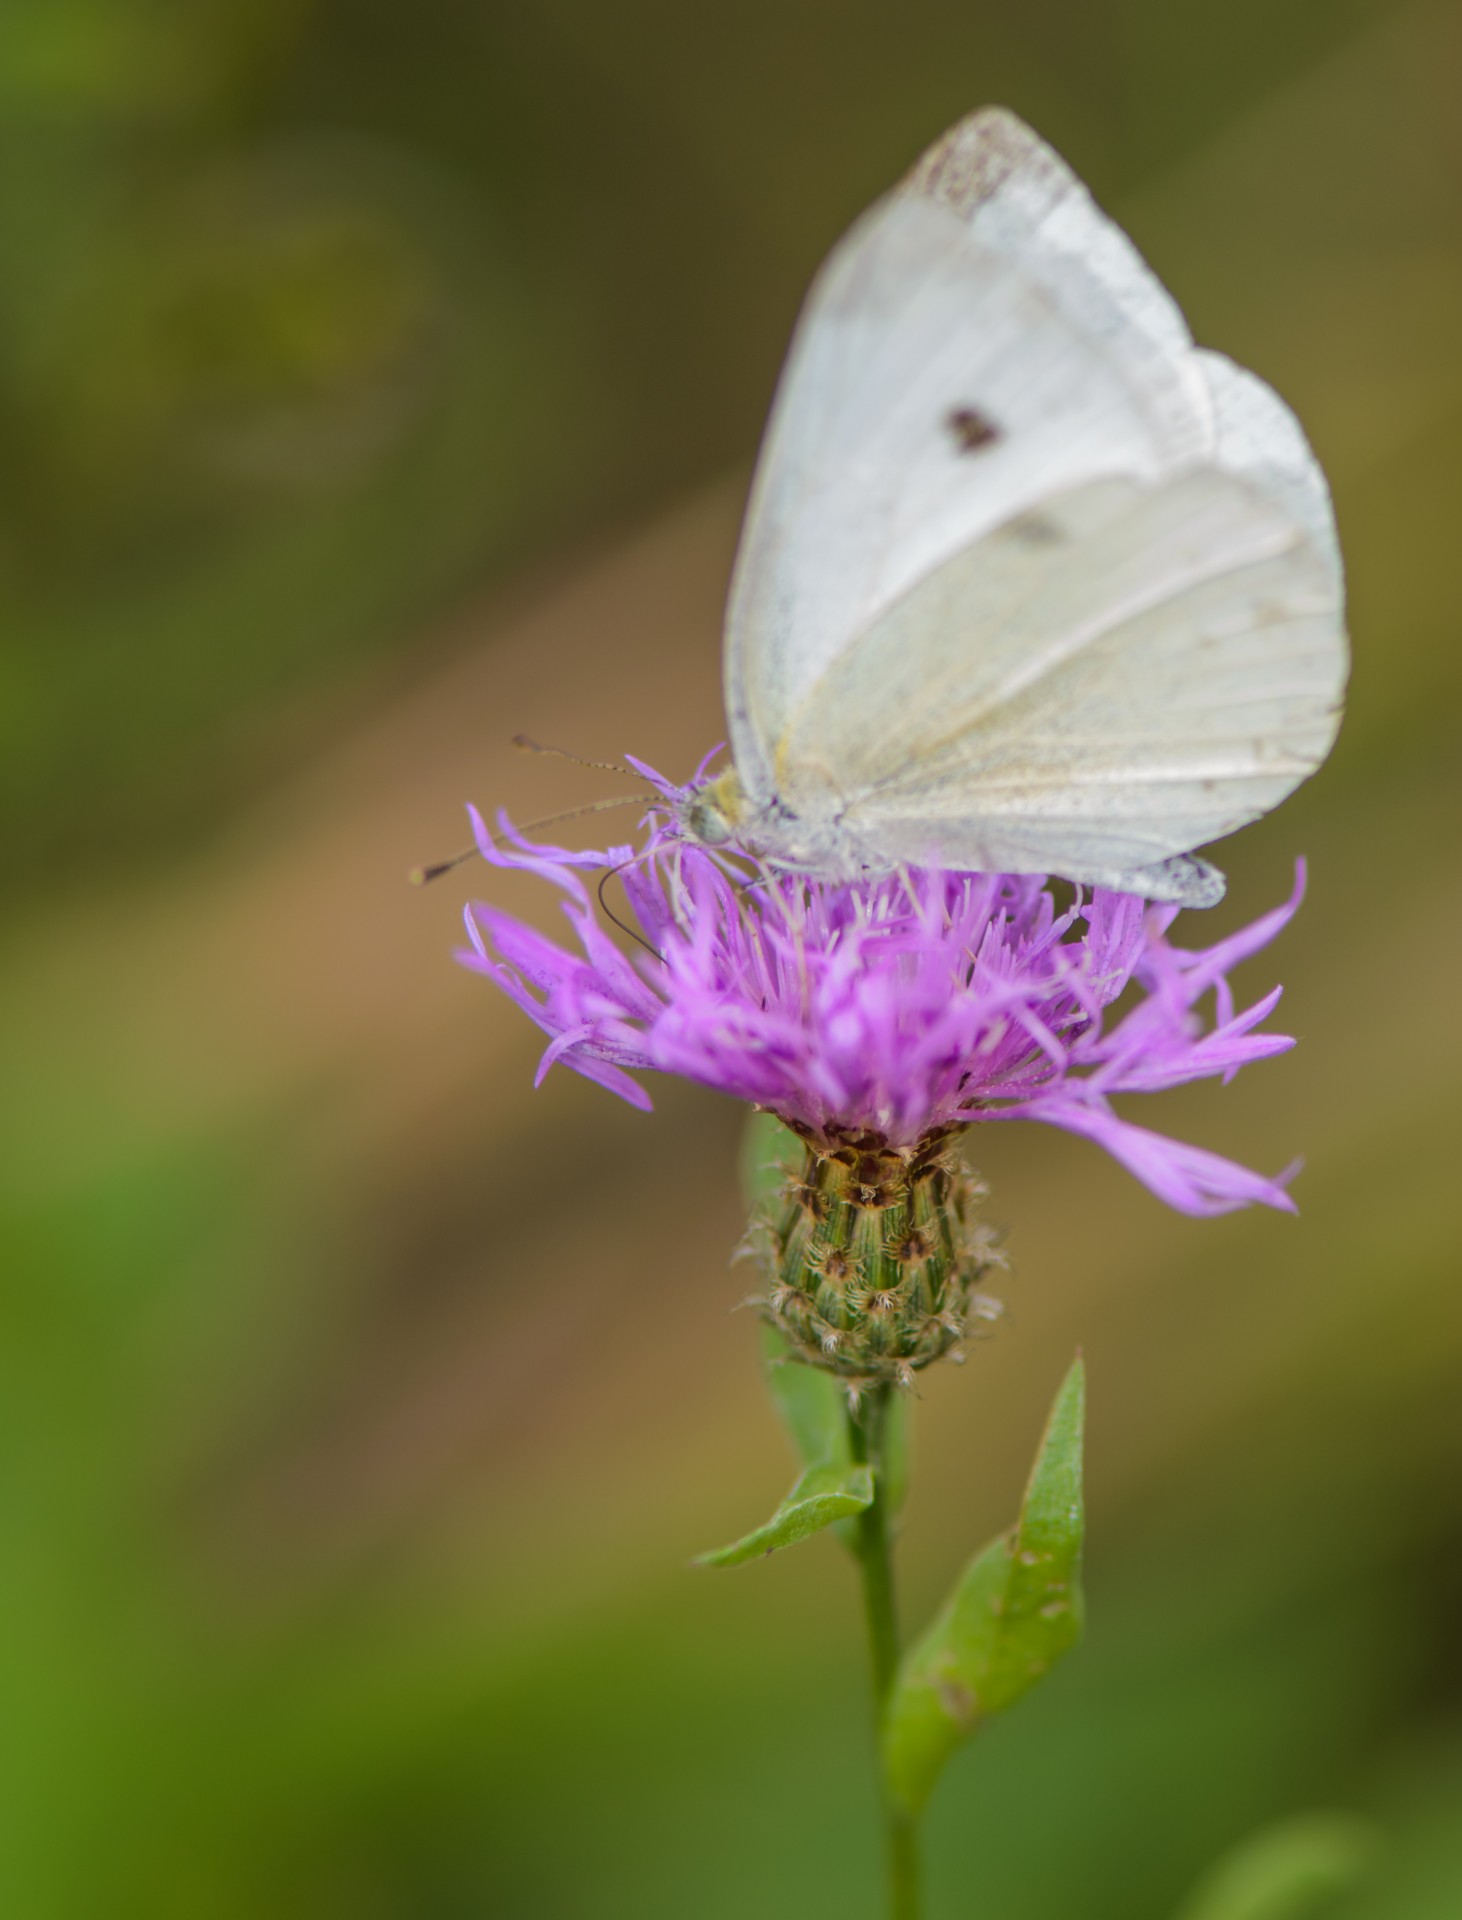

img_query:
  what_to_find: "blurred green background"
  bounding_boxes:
[2,1,1460,1914]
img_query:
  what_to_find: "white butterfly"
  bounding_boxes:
[682,107,1347,907]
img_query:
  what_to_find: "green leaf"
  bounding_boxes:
[1172,1814,1380,1920]
[692,1461,875,1569]
[883,1357,1085,1813]
[761,1322,851,1470]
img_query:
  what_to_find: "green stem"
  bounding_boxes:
[849,1387,921,1920]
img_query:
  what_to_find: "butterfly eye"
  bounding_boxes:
[682,767,747,846]
[687,794,734,845]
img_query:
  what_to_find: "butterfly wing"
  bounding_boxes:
[723,109,1347,895]
[1196,348,1340,566]
[774,465,1343,890]
[724,107,1217,805]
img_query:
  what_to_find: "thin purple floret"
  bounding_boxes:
[456,766,1307,1217]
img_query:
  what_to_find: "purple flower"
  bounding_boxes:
[456,766,1305,1218]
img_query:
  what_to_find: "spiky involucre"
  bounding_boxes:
[753,1126,1003,1389]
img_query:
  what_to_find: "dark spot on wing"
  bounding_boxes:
[946,405,1001,453]
[1004,509,1063,546]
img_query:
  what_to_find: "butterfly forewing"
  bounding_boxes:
[719,107,1348,892]
[725,118,1218,805]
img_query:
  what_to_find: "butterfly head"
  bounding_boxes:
[678,765,748,848]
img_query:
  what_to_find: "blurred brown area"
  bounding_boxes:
[2,1,1461,1915]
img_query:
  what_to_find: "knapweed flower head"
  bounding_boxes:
[456,760,1304,1222]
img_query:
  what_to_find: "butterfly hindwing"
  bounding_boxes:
[776,468,1341,883]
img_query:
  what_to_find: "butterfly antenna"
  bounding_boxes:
[513,734,648,782]
[407,794,651,886]
[597,857,662,961]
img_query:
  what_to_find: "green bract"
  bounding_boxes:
[750,1123,1003,1389]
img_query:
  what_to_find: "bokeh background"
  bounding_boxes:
[3,1,1461,1914]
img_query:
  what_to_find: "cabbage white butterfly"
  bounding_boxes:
[683,108,1347,906]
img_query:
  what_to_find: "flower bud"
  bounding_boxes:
[752,1124,1002,1389]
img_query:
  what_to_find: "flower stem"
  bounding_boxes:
[849,1386,921,1920]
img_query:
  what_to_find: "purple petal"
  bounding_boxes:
[451,756,1309,1215]
[1000,1099,1299,1216]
